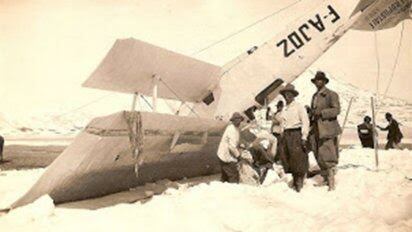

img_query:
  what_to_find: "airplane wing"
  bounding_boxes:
[209,0,411,120]
[83,38,222,103]
[351,0,411,30]
[211,0,363,120]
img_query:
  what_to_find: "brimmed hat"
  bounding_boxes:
[311,71,329,84]
[279,84,299,97]
[230,112,244,122]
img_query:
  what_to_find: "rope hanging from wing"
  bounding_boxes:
[374,21,406,112]
[374,31,381,99]
[382,22,405,98]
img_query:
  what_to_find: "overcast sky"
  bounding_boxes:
[1,0,411,116]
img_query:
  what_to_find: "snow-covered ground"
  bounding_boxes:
[0,148,411,231]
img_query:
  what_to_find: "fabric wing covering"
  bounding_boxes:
[83,38,222,102]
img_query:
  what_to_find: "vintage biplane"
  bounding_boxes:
[11,0,411,208]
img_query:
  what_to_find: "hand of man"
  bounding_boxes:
[313,108,322,117]
[301,139,308,153]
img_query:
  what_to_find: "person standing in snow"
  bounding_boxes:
[377,113,403,150]
[217,112,244,183]
[357,116,375,148]
[279,84,310,192]
[310,71,341,191]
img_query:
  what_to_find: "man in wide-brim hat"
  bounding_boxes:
[279,83,310,192]
[310,71,341,191]
[311,71,329,84]
[217,112,244,183]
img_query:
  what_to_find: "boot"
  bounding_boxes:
[295,176,304,192]
[314,171,328,187]
[327,168,336,191]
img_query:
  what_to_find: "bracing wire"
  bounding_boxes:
[54,93,114,118]
[191,0,302,56]
[374,31,381,99]
[158,78,200,117]
[374,22,406,113]
[140,95,153,110]
[53,1,303,117]
[382,22,405,98]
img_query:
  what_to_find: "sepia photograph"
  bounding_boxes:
[0,0,411,231]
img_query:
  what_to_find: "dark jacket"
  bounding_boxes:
[357,122,373,139]
[381,119,403,143]
[311,87,342,139]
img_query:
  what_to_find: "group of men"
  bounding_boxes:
[357,113,403,149]
[217,71,341,192]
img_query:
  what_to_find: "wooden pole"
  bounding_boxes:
[371,97,379,169]
[338,97,354,145]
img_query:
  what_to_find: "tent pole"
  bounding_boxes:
[338,97,354,146]
[371,97,379,169]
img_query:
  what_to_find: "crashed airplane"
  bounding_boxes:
[11,0,412,208]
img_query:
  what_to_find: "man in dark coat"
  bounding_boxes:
[279,84,310,192]
[310,71,341,191]
[357,116,375,148]
[378,113,403,149]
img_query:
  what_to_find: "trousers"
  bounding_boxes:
[220,160,239,183]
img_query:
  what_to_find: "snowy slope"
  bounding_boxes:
[254,71,412,129]
[1,72,411,138]
[293,71,412,128]
[0,94,178,138]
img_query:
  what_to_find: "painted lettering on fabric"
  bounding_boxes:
[368,0,410,29]
[276,5,341,58]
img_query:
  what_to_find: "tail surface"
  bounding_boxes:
[352,0,411,30]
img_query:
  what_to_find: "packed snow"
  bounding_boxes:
[0,148,411,231]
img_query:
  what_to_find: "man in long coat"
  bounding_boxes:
[310,71,341,191]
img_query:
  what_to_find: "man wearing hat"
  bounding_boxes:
[310,71,341,191]
[217,112,244,183]
[279,84,310,192]
[377,112,403,149]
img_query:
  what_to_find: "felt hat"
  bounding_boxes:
[311,71,329,84]
[279,84,299,97]
[230,112,244,122]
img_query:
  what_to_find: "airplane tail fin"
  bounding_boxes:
[352,0,411,31]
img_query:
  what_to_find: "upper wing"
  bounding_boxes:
[351,0,411,31]
[83,38,222,102]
